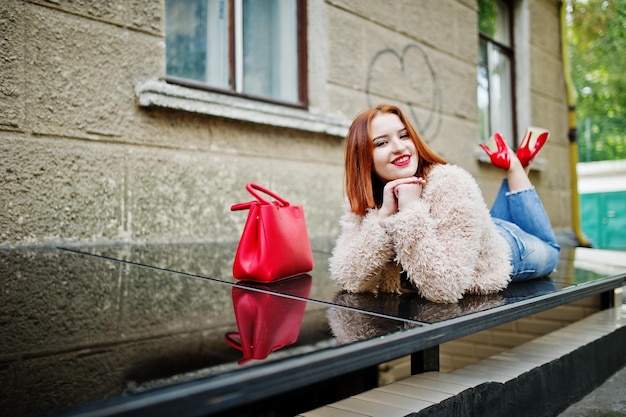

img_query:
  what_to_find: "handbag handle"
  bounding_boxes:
[224,332,243,351]
[231,183,291,211]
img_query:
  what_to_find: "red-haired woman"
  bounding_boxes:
[329,104,560,303]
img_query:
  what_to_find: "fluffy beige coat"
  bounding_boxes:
[329,164,512,303]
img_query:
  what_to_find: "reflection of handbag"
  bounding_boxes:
[225,275,312,365]
[231,183,313,282]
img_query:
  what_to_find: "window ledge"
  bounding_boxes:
[135,80,350,138]
[474,146,547,171]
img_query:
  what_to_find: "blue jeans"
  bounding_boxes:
[490,180,561,281]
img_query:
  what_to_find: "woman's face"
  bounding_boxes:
[370,112,419,183]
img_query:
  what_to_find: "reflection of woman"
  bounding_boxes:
[329,104,560,303]
[327,291,502,345]
[327,306,408,345]
[502,277,557,303]
[327,293,417,345]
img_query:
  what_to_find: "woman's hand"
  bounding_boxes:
[395,179,424,210]
[378,177,425,223]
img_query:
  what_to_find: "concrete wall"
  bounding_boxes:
[1,0,571,247]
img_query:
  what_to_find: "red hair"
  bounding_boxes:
[344,104,447,216]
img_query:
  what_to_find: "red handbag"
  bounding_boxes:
[225,275,312,365]
[231,183,313,282]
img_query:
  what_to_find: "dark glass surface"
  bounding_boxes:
[0,248,410,417]
[59,241,618,324]
[2,240,623,417]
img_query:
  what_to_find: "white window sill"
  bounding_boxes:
[474,147,547,171]
[135,80,350,138]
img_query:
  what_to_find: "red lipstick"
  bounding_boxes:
[392,154,411,166]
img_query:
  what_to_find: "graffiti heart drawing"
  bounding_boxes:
[366,43,443,141]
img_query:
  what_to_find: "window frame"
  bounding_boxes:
[165,0,309,109]
[478,0,518,148]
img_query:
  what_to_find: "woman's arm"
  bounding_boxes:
[329,207,400,293]
[383,166,487,303]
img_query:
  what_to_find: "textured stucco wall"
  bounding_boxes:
[0,0,571,247]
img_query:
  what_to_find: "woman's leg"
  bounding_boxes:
[485,134,560,280]
[494,218,561,281]
[506,151,532,191]
[491,148,559,250]
[490,179,512,222]
[506,186,560,250]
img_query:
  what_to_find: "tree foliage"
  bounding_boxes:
[477,0,497,37]
[567,0,626,161]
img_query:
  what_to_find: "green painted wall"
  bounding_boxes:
[580,191,626,250]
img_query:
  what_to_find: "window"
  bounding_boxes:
[165,0,307,107]
[477,0,515,146]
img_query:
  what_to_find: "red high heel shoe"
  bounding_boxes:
[516,127,549,167]
[479,132,510,170]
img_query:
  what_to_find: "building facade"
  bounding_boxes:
[1,0,572,247]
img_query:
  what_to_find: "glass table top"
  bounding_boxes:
[1,239,624,417]
[59,239,620,323]
[0,248,412,417]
